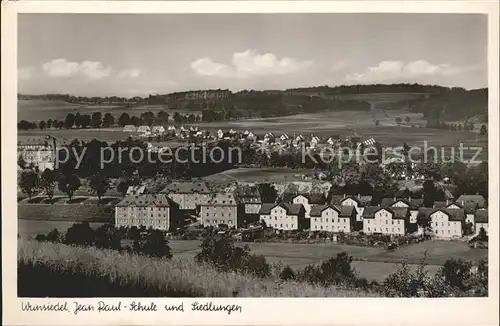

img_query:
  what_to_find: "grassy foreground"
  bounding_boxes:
[18,239,378,297]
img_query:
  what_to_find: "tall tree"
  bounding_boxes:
[479,124,487,136]
[118,113,131,127]
[38,120,46,130]
[102,113,115,127]
[64,113,75,129]
[40,168,57,202]
[19,170,39,200]
[88,173,111,201]
[58,174,81,200]
[90,112,103,128]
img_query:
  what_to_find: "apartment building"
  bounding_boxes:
[160,181,211,211]
[309,205,357,233]
[283,192,326,218]
[200,193,238,228]
[362,206,409,236]
[115,194,170,230]
[428,208,465,239]
[259,203,307,231]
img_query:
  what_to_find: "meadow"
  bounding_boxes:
[203,167,317,183]
[18,100,201,122]
[18,239,376,297]
[162,239,486,282]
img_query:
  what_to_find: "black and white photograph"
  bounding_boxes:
[2,1,499,325]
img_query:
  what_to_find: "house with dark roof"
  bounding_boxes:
[259,203,307,231]
[281,192,326,218]
[160,181,211,210]
[310,205,357,233]
[115,194,170,230]
[200,193,238,228]
[362,206,409,236]
[474,209,488,236]
[234,185,262,226]
[337,195,372,229]
[433,201,447,209]
[429,208,465,239]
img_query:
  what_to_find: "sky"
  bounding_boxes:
[18,13,488,96]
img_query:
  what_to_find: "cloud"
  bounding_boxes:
[41,58,111,79]
[18,67,34,80]
[118,68,141,78]
[345,60,482,83]
[191,50,313,78]
[330,61,348,72]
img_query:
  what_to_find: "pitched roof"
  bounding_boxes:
[258,203,276,215]
[430,208,466,222]
[160,181,210,194]
[337,205,357,217]
[282,192,326,204]
[475,209,488,223]
[205,193,236,206]
[446,202,464,209]
[362,206,383,218]
[410,198,424,210]
[341,196,360,205]
[281,203,304,215]
[329,195,345,206]
[433,201,447,209]
[456,195,486,209]
[362,206,408,219]
[417,207,437,220]
[310,204,339,217]
[116,194,170,207]
[380,198,395,207]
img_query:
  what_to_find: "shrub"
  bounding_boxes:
[280,265,296,281]
[195,236,271,278]
[64,221,95,246]
[94,224,122,250]
[35,234,46,242]
[440,258,472,291]
[297,252,357,287]
[45,228,62,243]
[139,230,172,259]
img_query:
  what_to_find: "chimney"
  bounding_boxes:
[343,194,346,199]
[357,193,361,199]
[446,199,449,205]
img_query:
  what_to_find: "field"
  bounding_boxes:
[18,239,376,297]
[165,239,486,282]
[18,100,201,122]
[203,167,317,183]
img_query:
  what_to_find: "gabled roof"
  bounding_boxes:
[209,193,236,206]
[410,198,424,210]
[341,196,360,206]
[310,204,340,217]
[337,205,357,217]
[433,201,447,209]
[417,207,437,220]
[362,206,409,219]
[160,181,210,194]
[380,198,395,207]
[475,209,488,223]
[446,202,464,209]
[282,192,326,205]
[116,194,170,207]
[456,195,486,209]
[329,195,344,206]
[259,203,277,215]
[431,208,466,222]
[281,203,304,215]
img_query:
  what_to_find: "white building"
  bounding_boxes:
[115,194,170,230]
[310,205,356,233]
[474,209,488,236]
[259,203,306,231]
[200,193,238,228]
[428,209,465,239]
[151,126,165,135]
[160,181,211,211]
[217,129,224,139]
[283,192,326,219]
[123,125,137,132]
[362,206,409,236]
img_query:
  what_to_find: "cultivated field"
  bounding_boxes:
[203,167,317,183]
[18,100,201,122]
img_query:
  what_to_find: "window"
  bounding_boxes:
[386,220,388,224]
[386,228,388,232]
[392,221,394,225]
[368,227,370,231]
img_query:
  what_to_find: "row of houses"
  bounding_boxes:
[114,181,488,240]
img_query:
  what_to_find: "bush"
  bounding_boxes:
[440,258,472,291]
[64,221,95,246]
[195,236,271,278]
[94,224,122,250]
[297,252,357,287]
[280,265,296,281]
[45,228,62,243]
[139,230,172,259]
